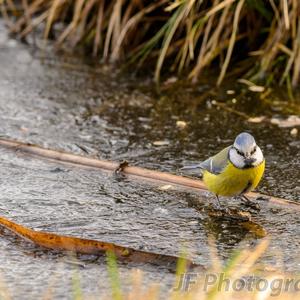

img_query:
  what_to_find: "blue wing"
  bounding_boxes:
[181,146,231,174]
[199,146,231,174]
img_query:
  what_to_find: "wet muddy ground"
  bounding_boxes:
[0,20,299,298]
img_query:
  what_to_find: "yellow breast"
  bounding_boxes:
[202,160,265,197]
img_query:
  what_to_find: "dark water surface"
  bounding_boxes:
[0,21,299,299]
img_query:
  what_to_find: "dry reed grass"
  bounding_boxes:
[105,239,300,300]
[0,238,299,299]
[1,1,300,88]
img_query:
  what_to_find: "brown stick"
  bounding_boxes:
[0,138,298,210]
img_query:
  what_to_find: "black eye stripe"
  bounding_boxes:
[233,146,257,157]
[250,146,257,155]
[234,147,244,157]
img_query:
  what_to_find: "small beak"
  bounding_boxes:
[244,158,256,166]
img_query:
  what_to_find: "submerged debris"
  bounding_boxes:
[205,205,267,238]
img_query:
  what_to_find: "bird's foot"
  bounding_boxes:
[211,202,230,214]
[207,203,251,221]
[212,195,239,216]
[255,195,270,202]
[240,195,261,212]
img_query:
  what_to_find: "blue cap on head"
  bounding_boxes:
[234,132,256,149]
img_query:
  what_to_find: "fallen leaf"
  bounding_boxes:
[247,116,266,123]
[270,115,300,128]
[0,215,198,268]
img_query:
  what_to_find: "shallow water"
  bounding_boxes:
[0,20,299,298]
[0,23,299,201]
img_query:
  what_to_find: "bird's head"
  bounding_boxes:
[229,132,264,169]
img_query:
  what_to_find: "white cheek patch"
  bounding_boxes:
[252,146,264,166]
[229,149,245,168]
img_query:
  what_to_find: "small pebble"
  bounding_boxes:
[226,90,235,95]
[158,184,173,191]
[176,120,187,129]
[290,128,298,137]
[153,140,170,146]
[20,126,29,132]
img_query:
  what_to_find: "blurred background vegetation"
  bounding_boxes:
[1,0,300,91]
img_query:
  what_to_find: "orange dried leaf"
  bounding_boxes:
[0,215,198,268]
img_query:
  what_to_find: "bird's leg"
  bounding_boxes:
[213,195,230,213]
[241,195,260,211]
[215,195,221,208]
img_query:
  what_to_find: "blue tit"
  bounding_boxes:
[181,132,265,206]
